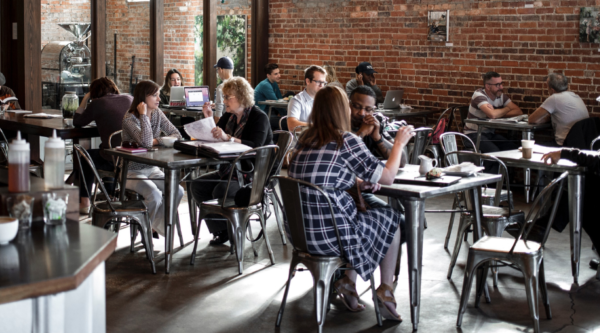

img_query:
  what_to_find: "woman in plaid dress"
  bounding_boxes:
[289,86,414,321]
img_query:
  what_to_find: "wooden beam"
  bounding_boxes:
[203,0,216,94]
[251,0,269,87]
[150,0,164,85]
[91,0,106,79]
[19,0,42,111]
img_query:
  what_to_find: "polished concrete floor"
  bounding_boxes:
[96,189,600,333]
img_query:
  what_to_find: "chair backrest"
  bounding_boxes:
[510,172,568,253]
[73,144,117,212]
[591,135,600,151]
[457,105,470,133]
[0,127,8,163]
[221,145,278,207]
[439,131,478,165]
[426,107,455,145]
[444,151,511,209]
[279,116,288,131]
[273,176,344,256]
[270,130,294,178]
[108,130,123,167]
[409,127,434,164]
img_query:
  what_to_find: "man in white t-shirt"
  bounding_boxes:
[463,71,523,153]
[529,73,589,146]
[286,65,327,131]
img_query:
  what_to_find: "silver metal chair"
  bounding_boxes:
[444,151,524,287]
[190,145,278,274]
[439,132,514,250]
[266,130,294,245]
[73,144,156,274]
[408,127,433,164]
[591,135,600,150]
[457,171,568,333]
[279,116,288,130]
[273,176,382,332]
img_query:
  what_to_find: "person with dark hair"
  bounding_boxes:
[289,85,414,321]
[159,69,183,105]
[463,71,523,153]
[73,77,132,214]
[254,63,283,112]
[122,80,183,238]
[191,77,273,245]
[345,62,384,104]
[286,65,327,131]
[529,73,589,147]
[0,72,20,111]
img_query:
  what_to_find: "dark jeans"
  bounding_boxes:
[466,132,519,175]
[73,149,115,199]
[190,171,241,235]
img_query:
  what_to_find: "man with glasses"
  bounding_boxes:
[345,62,384,104]
[464,71,523,153]
[286,65,327,131]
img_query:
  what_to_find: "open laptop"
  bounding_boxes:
[381,90,404,109]
[184,86,210,110]
[163,86,185,108]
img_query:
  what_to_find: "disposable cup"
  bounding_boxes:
[521,140,535,149]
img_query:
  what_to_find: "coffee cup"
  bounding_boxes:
[522,140,534,159]
[0,217,19,245]
[63,118,73,127]
[162,136,178,148]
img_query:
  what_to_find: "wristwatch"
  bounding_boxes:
[227,134,234,142]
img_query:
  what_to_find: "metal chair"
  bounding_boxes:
[457,172,568,333]
[279,116,288,130]
[73,144,156,274]
[408,127,433,164]
[273,176,382,332]
[591,135,600,150]
[190,145,278,274]
[444,151,524,287]
[266,130,294,245]
[422,107,459,166]
[439,132,514,251]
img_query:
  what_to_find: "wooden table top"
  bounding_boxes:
[0,221,117,305]
[0,109,99,139]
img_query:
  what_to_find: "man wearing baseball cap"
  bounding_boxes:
[0,72,20,111]
[345,62,384,104]
[212,57,234,119]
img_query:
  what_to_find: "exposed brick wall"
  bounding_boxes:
[41,0,91,47]
[268,0,600,119]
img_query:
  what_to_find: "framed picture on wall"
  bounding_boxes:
[428,10,449,42]
[579,7,600,43]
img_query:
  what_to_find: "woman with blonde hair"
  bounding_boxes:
[323,64,343,89]
[191,77,273,245]
[288,85,414,321]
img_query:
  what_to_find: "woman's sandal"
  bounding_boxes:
[376,284,403,322]
[333,276,366,312]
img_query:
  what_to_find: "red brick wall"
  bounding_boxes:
[268,0,600,116]
[41,0,91,47]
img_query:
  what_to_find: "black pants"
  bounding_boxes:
[466,132,519,175]
[190,171,241,235]
[73,149,115,199]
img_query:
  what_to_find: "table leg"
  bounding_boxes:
[119,160,129,201]
[465,186,491,303]
[523,131,533,203]
[475,128,483,152]
[400,198,425,331]
[164,168,180,274]
[267,105,273,119]
[568,173,584,285]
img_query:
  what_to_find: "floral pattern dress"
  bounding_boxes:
[288,132,401,281]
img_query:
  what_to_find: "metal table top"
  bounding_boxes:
[377,108,437,119]
[488,149,586,174]
[464,118,552,131]
[256,101,289,109]
[104,147,221,170]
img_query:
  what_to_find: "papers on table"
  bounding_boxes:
[183,117,219,142]
[180,140,252,157]
[6,110,32,114]
[488,114,528,123]
[24,113,61,118]
[400,104,412,109]
[518,144,559,154]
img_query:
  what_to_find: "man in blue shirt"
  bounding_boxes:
[254,63,283,112]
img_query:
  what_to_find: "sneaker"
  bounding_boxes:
[209,231,229,245]
[590,259,599,270]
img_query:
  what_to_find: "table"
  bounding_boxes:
[256,101,289,118]
[0,109,99,163]
[488,149,586,285]
[0,221,116,332]
[104,147,221,274]
[378,107,438,125]
[378,165,501,331]
[464,119,552,202]
[160,107,205,120]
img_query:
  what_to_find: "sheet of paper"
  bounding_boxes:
[23,113,61,118]
[183,117,219,142]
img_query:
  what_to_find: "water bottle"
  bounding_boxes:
[8,131,30,193]
[44,130,65,189]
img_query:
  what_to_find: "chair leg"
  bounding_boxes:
[130,223,137,253]
[186,182,198,236]
[313,268,336,333]
[539,259,552,320]
[370,275,383,326]
[190,211,205,265]
[137,213,156,274]
[259,211,276,265]
[270,192,287,245]
[475,262,490,308]
[175,213,184,248]
[393,243,402,282]
[447,215,471,280]
[457,252,478,327]
[523,265,541,333]
[276,258,299,327]
[233,218,249,275]
[444,194,460,250]
[247,222,258,257]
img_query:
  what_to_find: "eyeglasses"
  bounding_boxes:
[486,82,505,88]
[223,94,236,100]
[350,102,375,113]
[122,141,140,149]
[311,79,327,87]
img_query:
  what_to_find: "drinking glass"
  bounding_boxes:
[42,193,69,225]
[6,195,34,229]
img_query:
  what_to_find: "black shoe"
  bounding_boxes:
[209,231,229,245]
[590,259,599,270]
[152,231,159,239]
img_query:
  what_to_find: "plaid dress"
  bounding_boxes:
[288,132,401,281]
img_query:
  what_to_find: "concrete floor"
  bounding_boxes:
[97,188,600,333]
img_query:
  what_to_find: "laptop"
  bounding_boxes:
[184,86,210,110]
[164,86,185,108]
[381,90,404,109]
